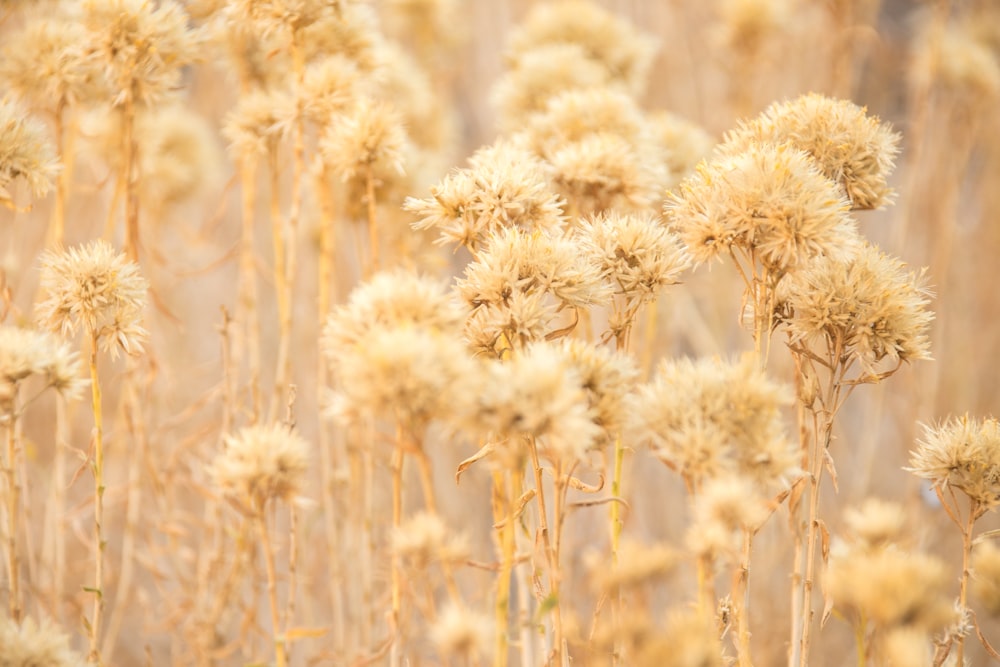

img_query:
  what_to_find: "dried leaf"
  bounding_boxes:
[456,442,494,483]
[823,449,839,493]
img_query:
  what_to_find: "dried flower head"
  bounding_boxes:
[37,240,148,358]
[972,540,1000,616]
[880,626,933,666]
[666,143,857,272]
[911,22,1000,107]
[842,498,909,550]
[557,338,638,443]
[648,110,716,185]
[588,538,678,593]
[405,139,566,253]
[228,0,338,37]
[506,0,657,96]
[628,354,796,490]
[523,88,647,156]
[322,269,463,354]
[714,0,794,55]
[430,603,492,662]
[392,511,470,569]
[720,93,901,210]
[907,415,1000,510]
[577,211,691,304]
[0,615,82,667]
[320,98,407,182]
[0,326,86,411]
[491,43,613,132]
[373,42,455,153]
[84,0,201,107]
[212,424,309,510]
[686,475,771,558]
[137,104,223,209]
[0,14,103,111]
[470,341,601,464]
[463,289,550,356]
[824,545,953,632]
[299,4,382,73]
[222,86,296,158]
[0,100,59,205]
[780,243,933,376]
[300,54,363,124]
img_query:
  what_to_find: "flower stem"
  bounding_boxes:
[87,330,104,665]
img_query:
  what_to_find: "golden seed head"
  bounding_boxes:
[842,498,909,550]
[222,87,296,158]
[429,603,492,661]
[972,540,1000,617]
[907,415,1000,509]
[212,424,309,509]
[320,97,407,182]
[589,538,678,593]
[686,475,771,558]
[0,100,59,204]
[647,110,716,186]
[557,338,638,444]
[392,511,470,569]
[0,326,86,411]
[37,240,149,359]
[0,615,82,667]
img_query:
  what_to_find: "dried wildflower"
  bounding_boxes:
[842,498,909,550]
[322,269,463,354]
[714,0,793,55]
[212,424,309,509]
[37,240,148,358]
[0,100,59,205]
[463,289,550,355]
[491,43,613,131]
[0,326,86,411]
[506,0,657,96]
[326,325,475,429]
[628,354,796,490]
[654,609,724,667]
[430,603,492,661]
[972,540,1000,616]
[907,415,1000,510]
[557,338,637,443]
[300,54,363,124]
[666,143,857,272]
[880,626,933,666]
[781,243,933,376]
[824,545,953,632]
[299,3,382,73]
[577,211,690,303]
[373,42,454,153]
[381,0,462,56]
[137,104,223,209]
[405,139,566,253]
[392,511,470,569]
[0,14,103,111]
[686,475,771,558]
[911,22,1000,106]
[523,88,648,156]
[457,227,610,314]
[720,93,901,210]
[589,538,677,592]
[648,110,716,185]
[470,342,601,464]
[222,87,296,157]
[228,0,338,37]
[320,98,407,181]
[84,0,201,108]
[0,615,82,667]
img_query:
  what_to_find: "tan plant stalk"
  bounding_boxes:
[390,444,404,667]
[365,163,379,275]
[256,504,288,667]
[86,329,105,665]
[237,157,262,421]
[526,435,564,666]
[267,146,290,422]
[3,387,22,623]
[122,99,140,263]
[46,101,68,248]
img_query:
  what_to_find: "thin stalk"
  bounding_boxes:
[492,468,514,667]
[122,96,140,263]
[798,412,833,667]
[3,395,21,623]
[365,164,379,275]
[47,103,68,248]
[956,497,979,667]
[87,330,105,665]
[257,506,287,667]
[284,507,299,650]
[52,395,69,620]
[609,316,633,664]
[238,155,262,422]
[390,446,404,667]
[268,146,290,422]
[735,529,753,667]
[526,437,562,666]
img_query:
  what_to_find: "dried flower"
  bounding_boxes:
[648,110,716,185]
[576,211,690,303]
[719,93,901,210]
[780,242,933,376]
[589,539,677,592]
[0,326,86,411]
[228,0,338,38]
[557,338,638,443]
[628,354,796,490]
[300,54,363,124]
[84,0,201,108]
[392,511,470,568]
[320,98,407,181]
[911,22,1000,107]
[666,143,857,272]
[463,289,550,356]
[714,0,794,55]
[222,87,296,158]
[0,100,59,205]
[842,498,909,550]
[405,139,566,253]
[37,240,148,358]
[907,415,1000,509]
[686,475,771,558]
[212,423,309,509]
[506,0,657,96]
[0,615,82,667]
[522,88,648,156]
[430,603,492,661]
[137,104,224,209]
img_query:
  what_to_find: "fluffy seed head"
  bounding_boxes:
[212,424,309,510]
[0,615,82,667]
[392,511,470,569]
[907,415,1000,509]
[686,475,771,558]
[320,98,407,182]
[430,603,492,662]
[37,240,148,358]
[842,498,909,550]
[972,540,1000,616]
[0,326,86,411]
[648,110,716,185]
[720,93,901,210]
[588,539,677,593]
[222,87,295,158]
[557,338,638,444]
[0,100,59,204]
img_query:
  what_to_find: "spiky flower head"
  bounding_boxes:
[300,54,363,125]
[392,511,470,569]
[576,211,691,304]
[714,0,794,55]
[648,110,716,185]
[0,615,82,667]
[137,105,223,209]
[405,138,566,254]
[84,0,201,108]
[430,603,492,662]
[522,88,647,156]
[907,415,1000,510]
[686,475,771,558]
[0,100,59,206]
[506,0,657,96]
[719,93,901,210]
[228,0,340,37]
[557,338,638,444]
[37,240,148,358]
[666,143,857,272]
[320,98,407,182]
[0,326,86,412]
[588,539,677,593]
[222,86,296,158]
[972,540,1000,616]
[212,423,309,511]
[627,354,796,490]
[910,22,1000,108]
[842,498,909,551]
[779,242,933,377]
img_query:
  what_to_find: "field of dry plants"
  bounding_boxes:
[2,0,1000,665]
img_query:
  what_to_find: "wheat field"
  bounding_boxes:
[0,1,999,666]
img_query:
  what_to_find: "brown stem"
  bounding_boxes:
[268,146,290,422]
[122,96,140,263]
[390,446,404,666]
[87,330,104,665]
[526,437,563,666]
[257,506,287,667]
[956,497,979,667]
[237,156,262,422]
[493,468,514,667]
[3,394,21,623]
